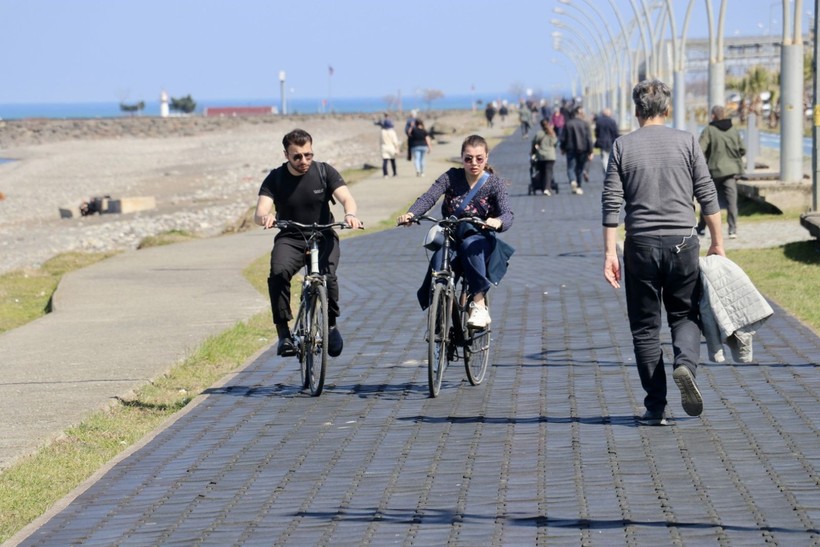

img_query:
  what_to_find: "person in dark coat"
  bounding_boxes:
[594,108,620,176]
[560,105,594,195]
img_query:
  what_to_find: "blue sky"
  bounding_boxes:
[0,0,813,104]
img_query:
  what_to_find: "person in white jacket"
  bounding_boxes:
[379,119,401,178]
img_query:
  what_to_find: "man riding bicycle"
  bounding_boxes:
[397,135,514,328]
[254,128,363,357]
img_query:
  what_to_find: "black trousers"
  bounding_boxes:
[535,159,555,192]
[267,232,340,326]
[623,233,702,413]
[382,158,397,176]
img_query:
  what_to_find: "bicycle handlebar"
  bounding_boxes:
[405,214,494,231]
[273,220,362,231]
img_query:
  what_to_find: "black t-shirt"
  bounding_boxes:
[408,127,428,149]
[258,161,345,225]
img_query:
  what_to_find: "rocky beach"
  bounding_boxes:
[0,111,479,275]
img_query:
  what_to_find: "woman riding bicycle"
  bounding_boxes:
[397,134,514,328]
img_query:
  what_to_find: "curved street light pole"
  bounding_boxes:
[665,0,697,130]
[553,26,604,112]
[566,0,631,129]
[553,7,617,113]
[551,17,611,112]
[705,0,729,110]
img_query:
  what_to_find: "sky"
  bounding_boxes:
[0,0,814,105]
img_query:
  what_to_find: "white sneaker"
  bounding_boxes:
[575,187,584,195]
[467,302,491,328]
[570,180,578,194]
[543,189,551,196]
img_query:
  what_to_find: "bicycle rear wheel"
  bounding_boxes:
[303,286,328,396]
[427,283,450,398]
[463,296,491,385]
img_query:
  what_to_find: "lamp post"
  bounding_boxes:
[563,0,637,130]
[552,7,618,116]
[279,70,287,116]
[553,30,599,108]
[705,0,729,110]
[781,0,806,183]
[551,22,605,112]
[552,33,592,106]
[551,56,578,99]
[662,0,697,130]
[813,0,819,210]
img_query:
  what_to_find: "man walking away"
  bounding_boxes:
[697,105,746,239]
[602,80,725,426]
[594,108,620,176]
[560,105,593,195]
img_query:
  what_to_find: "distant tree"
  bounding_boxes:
[422,89,444,111]
[119,101,145,115]
[170,95,197,114]
[508,83,526,101]
[382,94,399,111]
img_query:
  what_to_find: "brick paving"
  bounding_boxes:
[13,133,820,546]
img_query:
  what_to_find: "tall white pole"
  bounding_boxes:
[279,71,287,116]
[781,0,805,182]
[813,0,819,210]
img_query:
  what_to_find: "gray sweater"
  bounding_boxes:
[602,124,719,236]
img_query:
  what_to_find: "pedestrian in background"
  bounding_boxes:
[550,106,565,140]
[602,79,725,426]
[404,109,418,161]
[531,118,557,195]
[499,103,509,124]
[379,119,400,178]
[594,107,619,176]
[697,105,746,239]
[485,102,497,128]
[518,102,532,138]
[408,119,432,177]
[560,105,593,195]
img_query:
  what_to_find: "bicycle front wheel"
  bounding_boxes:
[463,301,491,385]
[427,283,450,398]
[303,285,329,396]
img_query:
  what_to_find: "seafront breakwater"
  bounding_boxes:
[0,113,377,149]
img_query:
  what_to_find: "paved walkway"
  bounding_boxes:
[7,125,820,545]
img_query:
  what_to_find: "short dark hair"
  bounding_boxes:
[632,79,671,119]
[282,129,312,150]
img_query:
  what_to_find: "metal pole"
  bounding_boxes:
[705,0,728,109]
[813,0,819,210]
[781,0,805,182]
[553,8,619,116]
[575,0,633,130]
[279,71,287,116]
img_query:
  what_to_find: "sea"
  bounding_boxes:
[0,93,510,121]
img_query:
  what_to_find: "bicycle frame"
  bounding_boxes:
[275,220,348,396]
[413,215,493,396]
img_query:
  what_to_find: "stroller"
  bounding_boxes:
[528,156,558,195]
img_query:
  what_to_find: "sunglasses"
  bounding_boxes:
[463,155,485,164]
[290,152,314,161]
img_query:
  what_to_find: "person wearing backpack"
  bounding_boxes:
[254,128,362,357]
